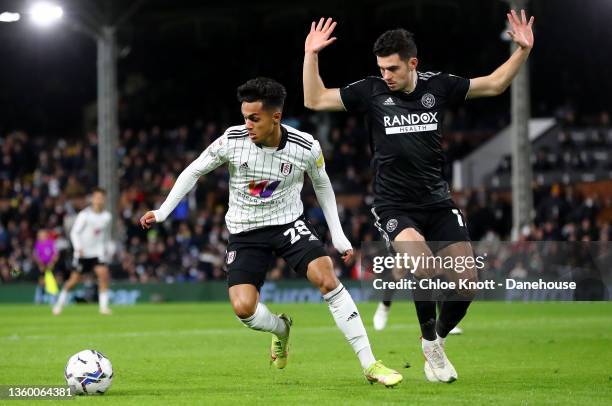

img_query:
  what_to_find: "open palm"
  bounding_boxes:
[305,17,337,53]
[507,9,535,49]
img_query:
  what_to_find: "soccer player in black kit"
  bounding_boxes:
[303,10,534,382]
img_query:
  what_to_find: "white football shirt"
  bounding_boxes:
[154,124,327,234]
[69,206,112,260]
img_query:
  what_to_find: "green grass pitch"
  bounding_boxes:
[1,302,611,405]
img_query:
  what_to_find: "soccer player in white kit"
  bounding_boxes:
[53,188,113,315]
[140,78,402,387]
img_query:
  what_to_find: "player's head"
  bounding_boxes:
[373,29,418,92]
[91,187,106,211]
[36,229,48,240]
[237,77,287,145]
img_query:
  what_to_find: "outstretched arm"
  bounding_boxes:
[303,17,345,111]
[69,211,86,257]
[307,144,353,263]
[140,137,227,228]
[467,9,535,99]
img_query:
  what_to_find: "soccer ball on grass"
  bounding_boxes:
[64,350,113,395]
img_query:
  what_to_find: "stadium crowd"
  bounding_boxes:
[1,114,611,285]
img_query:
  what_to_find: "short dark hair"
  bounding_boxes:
[92,187,106,195]
[236,77,287,110]
[237,77,287,110]
[373,29,417,60]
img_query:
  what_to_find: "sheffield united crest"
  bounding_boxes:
[421,93,436,108]
[386,219,398,233]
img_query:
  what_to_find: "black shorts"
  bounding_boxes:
[73,257,105,274]
[225,216,328,290]
[371,200,470,253]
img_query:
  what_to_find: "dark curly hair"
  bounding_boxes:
[373,29,417,60]
[236,77,287,110]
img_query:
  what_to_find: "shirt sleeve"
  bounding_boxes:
[339,77,373,113]
[101,213,112,262]
[153,134,229,222]
[306,141,352,254]
[440,73,470,107]
[69,211,86,255]
[305,140,326,181]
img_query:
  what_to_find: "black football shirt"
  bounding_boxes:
[339,71,470,211]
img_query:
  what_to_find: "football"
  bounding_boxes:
[64,350,113,395]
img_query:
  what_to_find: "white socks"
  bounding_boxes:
[422,335,445,352]
[99,290,110,312]
[377,302,391,313]
[422,336,437,351]
[324,284,376,369]
[53,289,111,312]
[237,286,377,370]
[54,289,68,311]
[239,302,287,337]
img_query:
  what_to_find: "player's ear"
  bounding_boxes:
[409,57,418,70]
[272,111,282,123]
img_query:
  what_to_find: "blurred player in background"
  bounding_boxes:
[33,229,59,303]
[53,188,113,315]
[140,77,402,387]
[303,10,534,382]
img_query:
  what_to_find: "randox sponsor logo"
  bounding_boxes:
[383,112,438,127]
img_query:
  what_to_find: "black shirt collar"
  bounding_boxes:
[277,125,288,150]
[255,125,288,151]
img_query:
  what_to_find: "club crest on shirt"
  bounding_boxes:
[280,162,293,176]
[386,219,398,233]
[421,93,436,108]
[226,250,236,265]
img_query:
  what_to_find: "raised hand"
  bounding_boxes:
[305,17,338,54]
[507,9,534,49]
[139,211,157,229]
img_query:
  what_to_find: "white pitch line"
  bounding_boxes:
[4,315,608,342]
[1,324,416,341]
